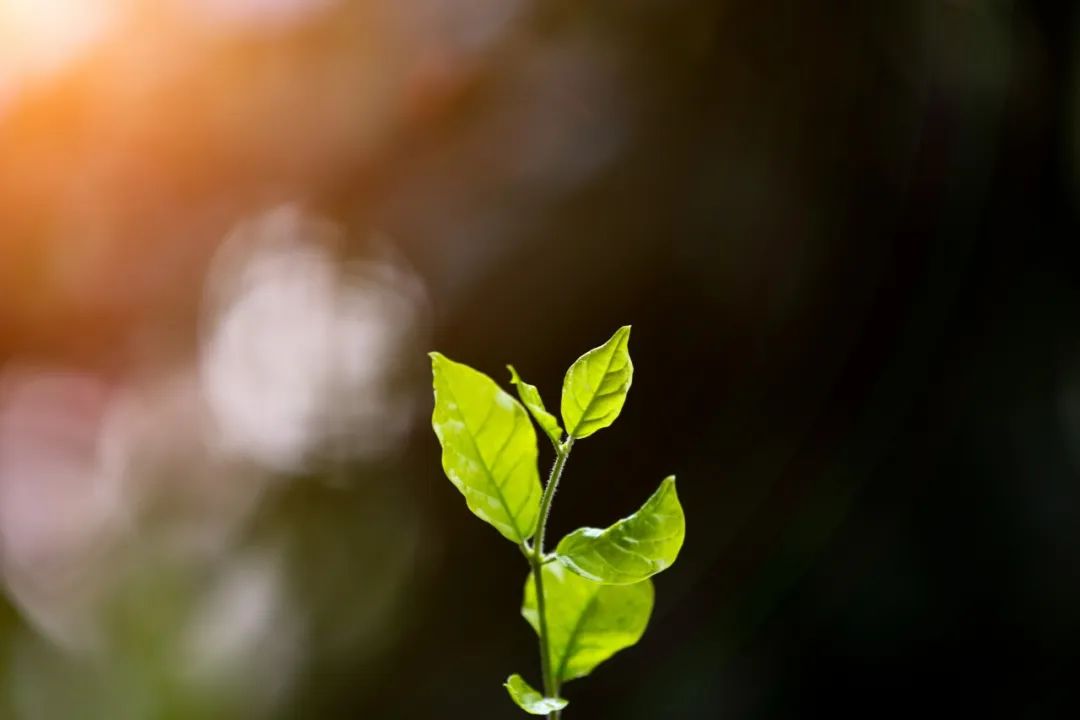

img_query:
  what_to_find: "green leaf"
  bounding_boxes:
[560,325,633,439]
[508,365,564,447]
[430,352,542,543]
[556,477,685,585]
[504,674,569,715]
[522,563,653,684]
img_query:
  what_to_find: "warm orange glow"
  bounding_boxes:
[0,0,118,85]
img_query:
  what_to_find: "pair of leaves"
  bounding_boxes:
[514,479,683,699]
[430,326,635,544]
[508,324,633,445]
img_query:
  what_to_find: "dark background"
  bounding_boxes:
[1,0,1079,717]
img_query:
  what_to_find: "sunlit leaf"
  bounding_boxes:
[560,326,633,439]
[522,563,653,684]
[508,365,564,447]
[430,352,542,543]
[504,674,568,715]
[555,477,685,585]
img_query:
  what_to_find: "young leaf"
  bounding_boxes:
[560,326,633,439]
[504,674,569,715]
[508,365,564,447]
[555,477,685,585]
[522,563,654,684]
[430,352,542,543]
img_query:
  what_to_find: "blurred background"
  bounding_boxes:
[1,0,1079,717]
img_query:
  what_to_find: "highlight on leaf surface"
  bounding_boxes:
[504,674,569,715]
[560,325,633,439]
[508,365,564,447]
[522,563,654,684]
[555,476,685,585]
[429,352,542,543]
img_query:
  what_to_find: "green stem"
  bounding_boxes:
[530,436,574,718]
[536,437,573,560]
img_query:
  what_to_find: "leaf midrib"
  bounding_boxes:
[567,336,627,436]
[441,378,528,541]
[555,588,602,684]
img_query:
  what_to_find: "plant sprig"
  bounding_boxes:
[430,326,686,717]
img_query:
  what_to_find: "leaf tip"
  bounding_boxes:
[656,475,682,513]
[428,352,445,379]
[507,364,521,383]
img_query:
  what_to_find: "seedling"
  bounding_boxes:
[429,326,686,717]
